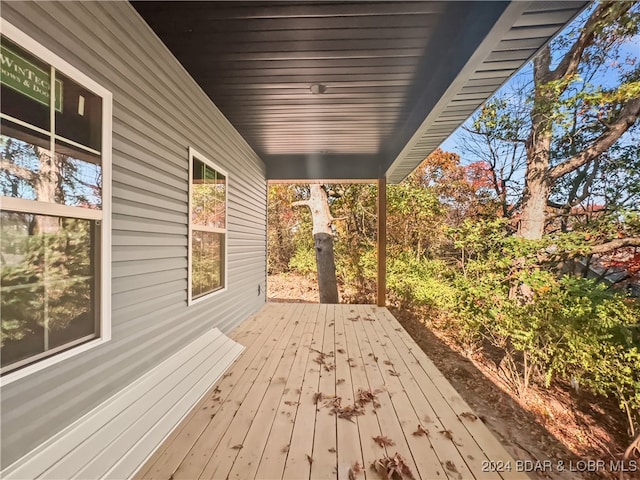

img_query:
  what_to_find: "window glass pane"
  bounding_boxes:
[1,212,98,373]
[0,36,52,131]
[55,73,102,152]
[191,231,224,298]
[55,140,102,209]
[0,134,102,209]
[192,158,226,228]
[1,133,51,201]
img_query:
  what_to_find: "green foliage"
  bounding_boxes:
[444,219,640,434]
[288,245,317,275]
[387,255,456,312]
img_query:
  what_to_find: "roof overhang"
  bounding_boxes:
[133,1,589,183]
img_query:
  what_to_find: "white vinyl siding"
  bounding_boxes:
[0,1,266,471]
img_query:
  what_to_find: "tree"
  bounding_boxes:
[293,184,339,303]
[460,90,529,218]
[519,1,640,240]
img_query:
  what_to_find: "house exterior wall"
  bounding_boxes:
[0,1,267,469]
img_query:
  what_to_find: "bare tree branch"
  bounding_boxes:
[292,200,310,207]
[0,160,36,183]
[549,97,640,180]
[548,1,633,83]
[590,237,640,254]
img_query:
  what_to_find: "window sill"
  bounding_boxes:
[0,336,110,387]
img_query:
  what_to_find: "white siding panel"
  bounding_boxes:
[0,0,266,471]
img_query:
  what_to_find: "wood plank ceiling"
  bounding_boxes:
[133,1,588,182]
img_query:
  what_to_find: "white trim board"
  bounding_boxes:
[1,328,244,480]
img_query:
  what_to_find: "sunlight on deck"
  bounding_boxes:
[135,303,527,480]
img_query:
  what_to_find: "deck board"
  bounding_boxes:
[135,303,526,480]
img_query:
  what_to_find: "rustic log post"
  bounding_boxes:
[293,184,339,303]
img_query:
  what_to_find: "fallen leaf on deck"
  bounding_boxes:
[337,348,346,354]
[222,372,232,379]
[445,460,458,473]
[388,369,400,377]
[313,392,324,404]
[460,411,478,421]
[383,360,394,366]
[328,447,336,453]
[306,454,313,465]
[371,453,416,480]
[373,435,395,447]
[231,444,243,450]
[348,316,361,321]
[213,386,221,394]
[348,461,363,479]
[337,378,345,384]
[357,388,382,408]
[282,444,290,453]
[439,429,462,446]
[284,400,299,406]
[330,397,365,422]
[412,425,429,437]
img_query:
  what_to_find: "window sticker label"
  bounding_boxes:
[1,45,62,111]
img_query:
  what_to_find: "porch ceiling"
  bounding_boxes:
[133,1,588,183]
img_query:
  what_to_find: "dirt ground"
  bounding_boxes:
[268,273,639,480]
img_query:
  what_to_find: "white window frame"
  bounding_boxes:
[0,20,112,386]
[188,147,228,305]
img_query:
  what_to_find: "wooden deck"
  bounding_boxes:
[135,303,527,480]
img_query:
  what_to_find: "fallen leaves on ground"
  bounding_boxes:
[348,461,363,479]
[439,429,462,446]
[388,369,401,377]
[373,435,395,447]
[445,460,459,473]
[331,398,365,422]
[231,444,243,450]
[371,453,416,480]
[357,388,383,408]
[459,411,478,421]
[412,424,429,437]
[312,348,335,371]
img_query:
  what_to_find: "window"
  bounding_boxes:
[189,148,227,303]
[0,23,112,381]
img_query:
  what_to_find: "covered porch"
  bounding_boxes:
[136,303,527,480]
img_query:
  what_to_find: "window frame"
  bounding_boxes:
[0,20,112,385]
[188,147,228,305]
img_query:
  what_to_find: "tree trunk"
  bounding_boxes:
[519,49,554,241]
[35,148,60,234]
[519,154,551,240]
[300,184,339,303]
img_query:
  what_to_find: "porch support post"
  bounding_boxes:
[377,176,387,307]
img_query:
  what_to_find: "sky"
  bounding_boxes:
[438,5,640,165]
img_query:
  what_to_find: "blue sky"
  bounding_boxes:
[439,6,640,164]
